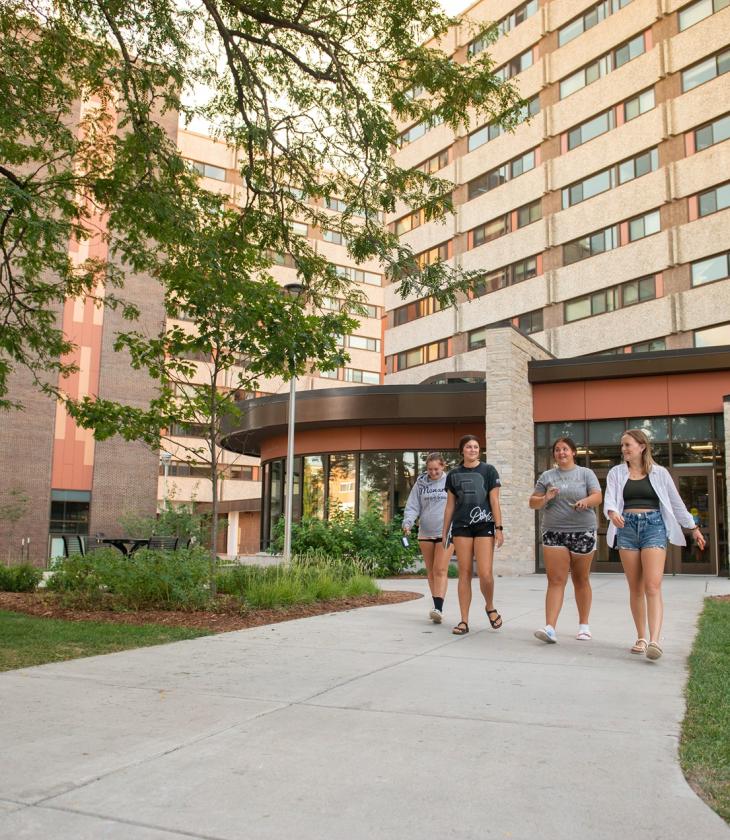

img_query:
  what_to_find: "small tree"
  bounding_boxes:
[0,488,29,563]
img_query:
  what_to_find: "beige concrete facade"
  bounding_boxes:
[385,0,730,376]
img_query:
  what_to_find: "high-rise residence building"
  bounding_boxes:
[386,0,730,380]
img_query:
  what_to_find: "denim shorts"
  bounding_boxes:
[616,511,667,551]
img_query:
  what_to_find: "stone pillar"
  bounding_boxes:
[484,328,552,576]
[227,511,240,556]
[718,394,730,577]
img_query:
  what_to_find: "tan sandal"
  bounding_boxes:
[630,638,648,654]
[646,641,663,661]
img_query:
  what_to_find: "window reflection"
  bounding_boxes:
[328,454,356,513]
[303,456,325,519]
[359,453,393,519]
[394,452,417,518]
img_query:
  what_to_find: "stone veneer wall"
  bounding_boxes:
[484,328,552,576]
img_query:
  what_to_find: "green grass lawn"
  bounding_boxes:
[680,598,730,824]
[0,610,211,672]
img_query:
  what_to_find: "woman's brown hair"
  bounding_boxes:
[426,452,446,465]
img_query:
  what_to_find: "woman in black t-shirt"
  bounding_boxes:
[442,434,504,635]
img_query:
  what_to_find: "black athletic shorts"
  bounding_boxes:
[450,523,495,539]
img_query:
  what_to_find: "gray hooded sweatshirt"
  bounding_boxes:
[402,472,448,539]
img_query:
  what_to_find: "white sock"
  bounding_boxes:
[579,623,590,634]
[545,624,556,637]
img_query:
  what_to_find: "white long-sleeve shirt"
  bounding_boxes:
[603,462,696,547]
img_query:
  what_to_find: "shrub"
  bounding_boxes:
[269,499,421,576]
[216,554,379,609]
[47,547,211,610]
[0,563,43,592]
[117,504,210,544]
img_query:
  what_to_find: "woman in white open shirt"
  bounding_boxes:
[604,429,706,661]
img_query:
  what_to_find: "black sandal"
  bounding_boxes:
[452,621,469,635]
[486,608,503,629]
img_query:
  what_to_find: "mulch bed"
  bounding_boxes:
[0,590,422,633]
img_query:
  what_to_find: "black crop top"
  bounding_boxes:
[623,476,660,510]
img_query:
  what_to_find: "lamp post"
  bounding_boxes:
[282,282,304,562]
[160,451,172,511]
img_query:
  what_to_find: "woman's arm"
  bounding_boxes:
[603,468,624,528]
[489,487,504,548]
[401,482,421,534]
[529,487,559,509]
[660,468,699,529]
[574,489,602,510]
[441,492,455,542]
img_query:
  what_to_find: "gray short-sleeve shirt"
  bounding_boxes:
[534,466,601,531]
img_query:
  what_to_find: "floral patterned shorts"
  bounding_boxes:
[542,530,597,555]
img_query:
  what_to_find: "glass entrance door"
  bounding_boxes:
[668,467,717,575]
[592,470,623,573]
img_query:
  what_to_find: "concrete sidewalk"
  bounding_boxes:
[1,575,728,840]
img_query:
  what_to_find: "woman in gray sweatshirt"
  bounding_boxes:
[402,453,450,623]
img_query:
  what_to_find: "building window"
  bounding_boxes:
[392,295,443,326]
[416,149,450,174]
[468,148,537,200]
[559,31,646,99]
[517,199,542,228]
[624,87,655,122]
[468,121,503,152]
[50,490,91,535]
[694,322,730,347]
[628,209,661,241]
[697,182,730,217]
[694,112,730,151]
[468,0,538,56]
[562,148,658,208]
[343,368,381,383]
[682,47,730,92]
[558,0,632,47]
[188,160,226,181]
[567,109,615,150]
[679,0,730,32]
[474,255,539,297]
[290,220,308,236]
[564,275,656,322]
[394,209,424,236]
[325,197,348,213]
[333,264,381,286]
[347,335,381,352]
[563,225,619,265]
[322,228,345,245]
[516,308,543,335]
[691,251,730,286]
[468,327,488,350]
[392,339,450,371]
[416,241,450,267]
[631,339,666,353]
[494,47,535,82]
[396,115,443,147]
[170,421,209,437]
[319,368,339,379]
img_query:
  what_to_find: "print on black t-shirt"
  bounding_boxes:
[445,463,501,533]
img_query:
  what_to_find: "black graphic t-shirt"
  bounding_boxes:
[445,463,501,529]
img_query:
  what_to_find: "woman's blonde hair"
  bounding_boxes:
[623,428,656,473]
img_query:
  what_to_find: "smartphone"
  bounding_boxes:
[401,536,410,548]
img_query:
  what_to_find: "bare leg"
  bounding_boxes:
[569,552,594,625]
[453,537,474,624]
[641,548,666,644]
[431,542,449,600]
[620,549,646,641]
[419,540,436,597]
[474,537,496,612]
[542,546,570,628]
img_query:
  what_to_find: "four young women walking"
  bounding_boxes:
[401,428,704,661]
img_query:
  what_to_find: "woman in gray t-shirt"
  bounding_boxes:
[529,436,602,644]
